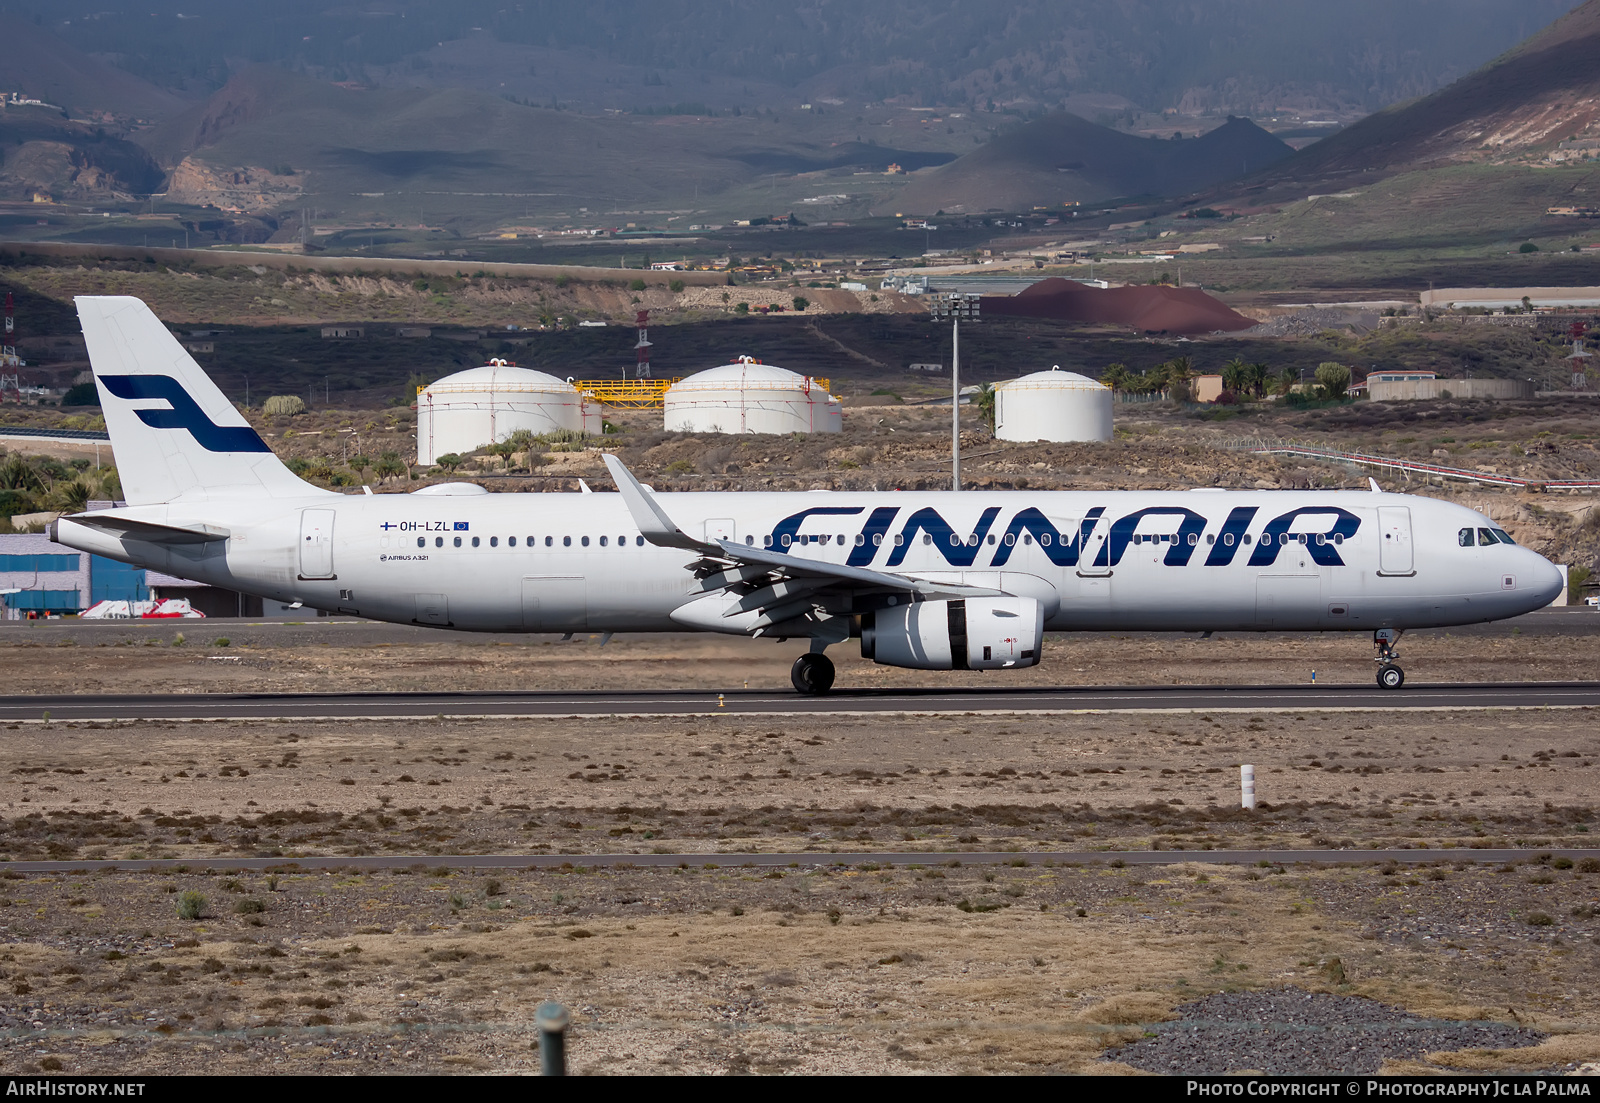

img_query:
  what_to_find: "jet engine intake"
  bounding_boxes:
[860,597,1043,671]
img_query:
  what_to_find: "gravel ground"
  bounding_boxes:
[1108,987,1547,1074]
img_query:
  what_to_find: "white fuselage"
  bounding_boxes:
[56,486,1564,635]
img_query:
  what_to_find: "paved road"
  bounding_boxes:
[1,681,1597,721]
[0,849,1593,874]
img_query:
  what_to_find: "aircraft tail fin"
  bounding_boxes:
[76,296,322,505]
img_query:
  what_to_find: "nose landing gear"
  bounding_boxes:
[1374,628,1405,689]
[791,652,836,696]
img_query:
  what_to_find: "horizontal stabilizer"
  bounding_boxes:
[62,514,229,545]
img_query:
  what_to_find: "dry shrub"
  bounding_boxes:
[1075,992,1177,1025]
[1427,1035,1600,1071]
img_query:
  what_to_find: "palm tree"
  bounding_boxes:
[1099,363,1130,392]
[1248,361,1272,398]
[1221,357,1250,394]
[1167,355,1195,385]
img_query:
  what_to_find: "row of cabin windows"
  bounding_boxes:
[418,535,650,548]
[417,529,1348,551]
[1458,527,1516,547]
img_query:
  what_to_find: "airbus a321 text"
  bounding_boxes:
[52,297,1564,694]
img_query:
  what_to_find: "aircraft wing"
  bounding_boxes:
[603,454,1000,637]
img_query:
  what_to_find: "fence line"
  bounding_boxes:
[1216,437,1600,490]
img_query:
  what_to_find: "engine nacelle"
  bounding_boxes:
[860,597,1043,671]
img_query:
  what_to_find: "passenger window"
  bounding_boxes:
[454,536,462,548]
[1243,534,1252,544]
[1314,534,1325,545]
[781,534,792,547]
[636,535,645,546]
[1206,534,1215,545]
[1334,534,1343,545]
[599,535,608,547]
[894,534,904,546]
[507,537,516,547]
[436,536,443,548]
[562,536,571,547]
[417,537,425,548]
[763,534,772,547]
[872,533,883,546]
[1478,528,1496,546]
[489,536,498,547]
[836,533,845,544]
[472,536,481,547]
[745,535,754,545]
[581,536,590,547]
[1223,533,1234,546]
[854,534,865,546]
[1040,533,1052,546]
[1023,534,1032,545]
[1459,528,1474,547]
[1188,533,1198,546]
[923,534,933,546]
[545,536,553,547]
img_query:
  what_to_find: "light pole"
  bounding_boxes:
[930,292,980,490]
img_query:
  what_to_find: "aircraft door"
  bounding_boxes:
[704,518,736,544]
[522,576,587,632]
[1377,507,1414,575]
[1076,516,1112,577]
[416,593,449,625]
[299,509,336,579]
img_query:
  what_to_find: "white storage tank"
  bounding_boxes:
[664,357,841,435]
[995,366,1112,443]
[417,359,601,464]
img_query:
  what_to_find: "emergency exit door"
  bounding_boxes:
[299,509,336,579]
[1377,506,1413,575]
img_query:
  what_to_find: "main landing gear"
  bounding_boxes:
[1374,628,1405,690]
[791,652,836,696]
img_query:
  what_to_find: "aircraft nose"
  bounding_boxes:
[1526,552,1566,608]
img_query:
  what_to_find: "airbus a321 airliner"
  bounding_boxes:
[52,297,1563,694]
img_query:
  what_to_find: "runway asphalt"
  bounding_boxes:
[1,680,1597,721]
[0,849,1594,874]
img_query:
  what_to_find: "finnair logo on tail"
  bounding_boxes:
[100,375,271,454]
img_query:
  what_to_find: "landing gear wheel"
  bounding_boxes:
[1377,664,1405,690]
[791,653,836,696]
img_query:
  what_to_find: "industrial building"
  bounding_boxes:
[994,367,1112,443]
[417,360,602,465]
[2,499,267,618]
[0,530,149,618]
[664,358,841,435]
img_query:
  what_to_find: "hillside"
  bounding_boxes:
[1254,0,1600,184]
[890,114,1293,213]
[135,67,968,229]
[0,15,186,123]
[40,0,1576,121]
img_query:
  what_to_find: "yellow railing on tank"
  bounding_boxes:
[575,375,835,409]
[575,379,678,408]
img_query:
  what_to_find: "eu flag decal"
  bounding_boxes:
[453,521,469,531]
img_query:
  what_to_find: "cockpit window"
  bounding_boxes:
[1478,528,1497,547]
[1492,528,1516,545]
[1459,528,1474,548]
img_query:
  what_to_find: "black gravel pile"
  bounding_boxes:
[1107,987,1545,1074]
